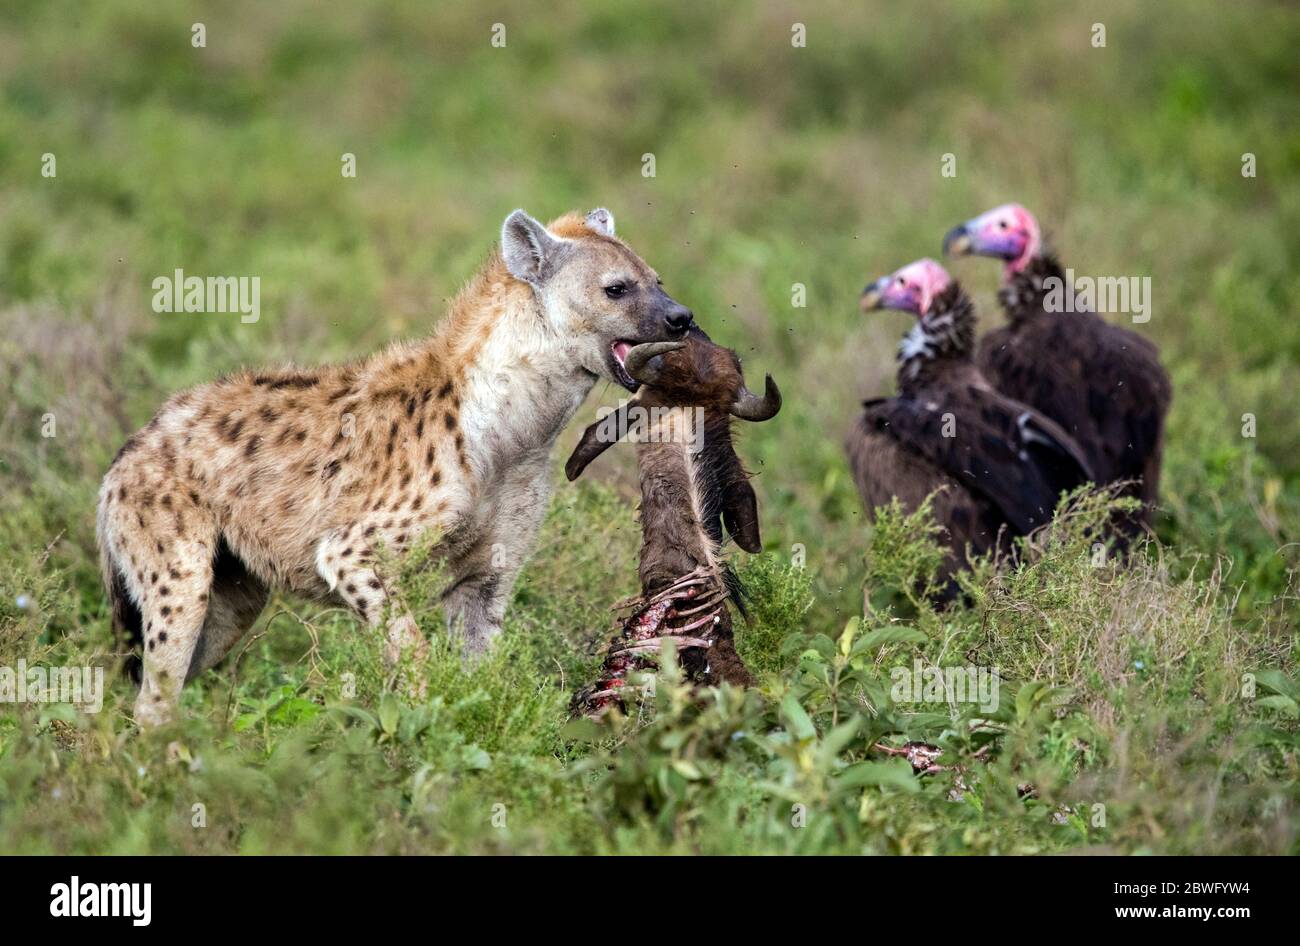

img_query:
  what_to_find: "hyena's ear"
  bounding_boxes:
[502,209,564,285]
[584,208,616,237]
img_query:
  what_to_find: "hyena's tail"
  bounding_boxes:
[97,504,143,684]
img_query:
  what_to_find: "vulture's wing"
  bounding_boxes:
[1085,319,1171,484]
[982,306,1171,494]
[864,392,1090,535]
[1011,406,1096,495]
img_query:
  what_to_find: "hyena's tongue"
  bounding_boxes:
[613,341,632,366]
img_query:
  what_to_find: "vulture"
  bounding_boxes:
[845,259,1094,587]
[944,203,1171,537]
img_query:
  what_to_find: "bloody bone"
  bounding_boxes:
[565,328,781,715]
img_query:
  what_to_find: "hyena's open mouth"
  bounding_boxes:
[609,340,639,391]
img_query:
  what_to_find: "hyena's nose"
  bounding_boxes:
[664,305,693,334]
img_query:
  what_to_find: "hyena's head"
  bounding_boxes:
[501,208,695,391]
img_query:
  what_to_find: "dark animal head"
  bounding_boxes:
[565,327,781,553]
[943,203,1042,280]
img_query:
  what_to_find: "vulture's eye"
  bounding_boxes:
[999,221,1009,230]
[604,283,629,299]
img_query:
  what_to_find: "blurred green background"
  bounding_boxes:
[0,0,1296,854]
[4,0,1297,611]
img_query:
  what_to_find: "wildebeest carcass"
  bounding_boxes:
[565,328,781,714]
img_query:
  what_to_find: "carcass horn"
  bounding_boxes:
[730,374,782,422]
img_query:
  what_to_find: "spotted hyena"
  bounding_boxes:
[98,207,695,726]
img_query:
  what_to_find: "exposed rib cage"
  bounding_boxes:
[572,566,730,716]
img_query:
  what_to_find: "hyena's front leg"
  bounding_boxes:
[316,530,428,668]
[443,453,551,658]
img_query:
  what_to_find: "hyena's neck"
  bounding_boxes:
[401,251,595,478]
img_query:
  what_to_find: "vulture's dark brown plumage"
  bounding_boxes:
[847,277,1095,586]
[975,254,1171,535]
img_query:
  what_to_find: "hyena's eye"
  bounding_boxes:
[603,282,629,299]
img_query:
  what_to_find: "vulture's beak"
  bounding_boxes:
[943,223,973,258]
[859,277,888,313]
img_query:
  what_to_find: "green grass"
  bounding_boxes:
[1,0,1297,854]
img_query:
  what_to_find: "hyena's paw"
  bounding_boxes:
[400,667,429,702]
[133,691,176,729]
[383,614,431,700]
[382,614,428,665]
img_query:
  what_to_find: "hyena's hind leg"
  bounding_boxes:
[131,536,217,727]
[186,540,270,677]
[100,488,221,726]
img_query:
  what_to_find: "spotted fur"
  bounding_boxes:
[98,207,694,726]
